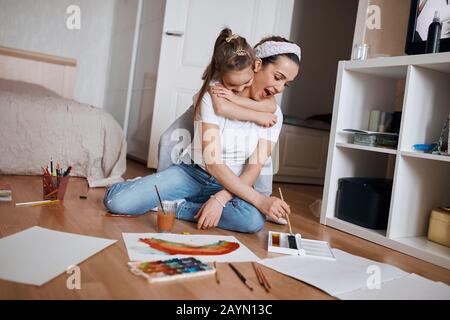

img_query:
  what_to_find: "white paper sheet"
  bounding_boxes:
[0,226,117,286]
[337,273,450,300]
[122,233,260,263]
[259,249,408,296]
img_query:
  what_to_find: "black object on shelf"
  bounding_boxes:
[425,11,442,54]
[336,178,393,230]
[391,112,402,134]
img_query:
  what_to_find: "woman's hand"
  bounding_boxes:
[194,196,225,229]
[255,112,277,127]
[255,196,290,220]
[210,84,240,104]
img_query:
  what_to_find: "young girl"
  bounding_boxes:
[195,28,278,128]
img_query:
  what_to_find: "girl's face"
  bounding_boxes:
[248,56,299,101]
[221,67,254,94]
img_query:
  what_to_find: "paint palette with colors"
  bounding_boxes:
[268,231,335,260]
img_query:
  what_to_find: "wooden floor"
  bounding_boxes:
[0,159,449,299]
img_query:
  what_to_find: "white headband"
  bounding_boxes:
[254,41,301,62]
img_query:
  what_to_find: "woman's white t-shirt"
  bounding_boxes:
[186,92,283,176]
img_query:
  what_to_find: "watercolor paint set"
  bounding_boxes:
[128,257,216,283]
[268,231,335,260]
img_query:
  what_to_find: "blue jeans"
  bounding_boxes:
[103,163,265,233]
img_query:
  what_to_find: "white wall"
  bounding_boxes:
[0,0,115,108]
[103,0,166,162]
[282,0,358,120]
[126,0,166,161]
[103,0,139,127]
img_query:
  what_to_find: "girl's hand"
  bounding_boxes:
[210,85,239,104]
[256,196,290,221]
[255,112,277,127]
[194,196,224,229]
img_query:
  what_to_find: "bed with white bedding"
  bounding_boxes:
[0,78,126,187]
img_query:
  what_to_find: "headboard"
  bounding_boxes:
[0,46,77,99]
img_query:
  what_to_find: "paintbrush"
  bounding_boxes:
[278,187,293,234]
[229,263,253,291]
[154,185,166,214]
[278,187,298,250]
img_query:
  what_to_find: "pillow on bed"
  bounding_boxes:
[0,78,126,187]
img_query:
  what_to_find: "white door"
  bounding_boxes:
[147,0,294,168]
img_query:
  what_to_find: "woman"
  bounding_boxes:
[104,36,301,233]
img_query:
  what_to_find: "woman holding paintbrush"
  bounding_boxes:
[104,30,300,233]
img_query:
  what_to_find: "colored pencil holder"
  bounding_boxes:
[43,175,69,200]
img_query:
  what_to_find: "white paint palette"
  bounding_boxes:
[268,231,335,260]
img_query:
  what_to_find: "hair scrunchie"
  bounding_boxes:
[225,34,239,42]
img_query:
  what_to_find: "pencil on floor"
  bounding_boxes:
[252,262,264,286]
[214,261,220,285]
[32,200,60,207]
[252,262,269,293]
[15,200,60,207]
[257,265,271,290]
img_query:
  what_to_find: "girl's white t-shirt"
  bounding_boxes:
[186,92,283,176]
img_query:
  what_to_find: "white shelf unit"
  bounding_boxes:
[321,53,450,269]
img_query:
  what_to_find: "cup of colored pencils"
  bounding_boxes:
[42,160,71,200]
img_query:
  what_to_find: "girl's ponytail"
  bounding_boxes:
[194,28,255,120]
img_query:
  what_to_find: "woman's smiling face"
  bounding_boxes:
[248,56,299,101]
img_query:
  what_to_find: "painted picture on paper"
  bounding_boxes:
[122,233,260,263]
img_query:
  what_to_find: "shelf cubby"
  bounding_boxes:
[391,61,450,258]
[388,156,450,239]
[321,146,396,238]
[399,65,450,152]
[334,68,405,145]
